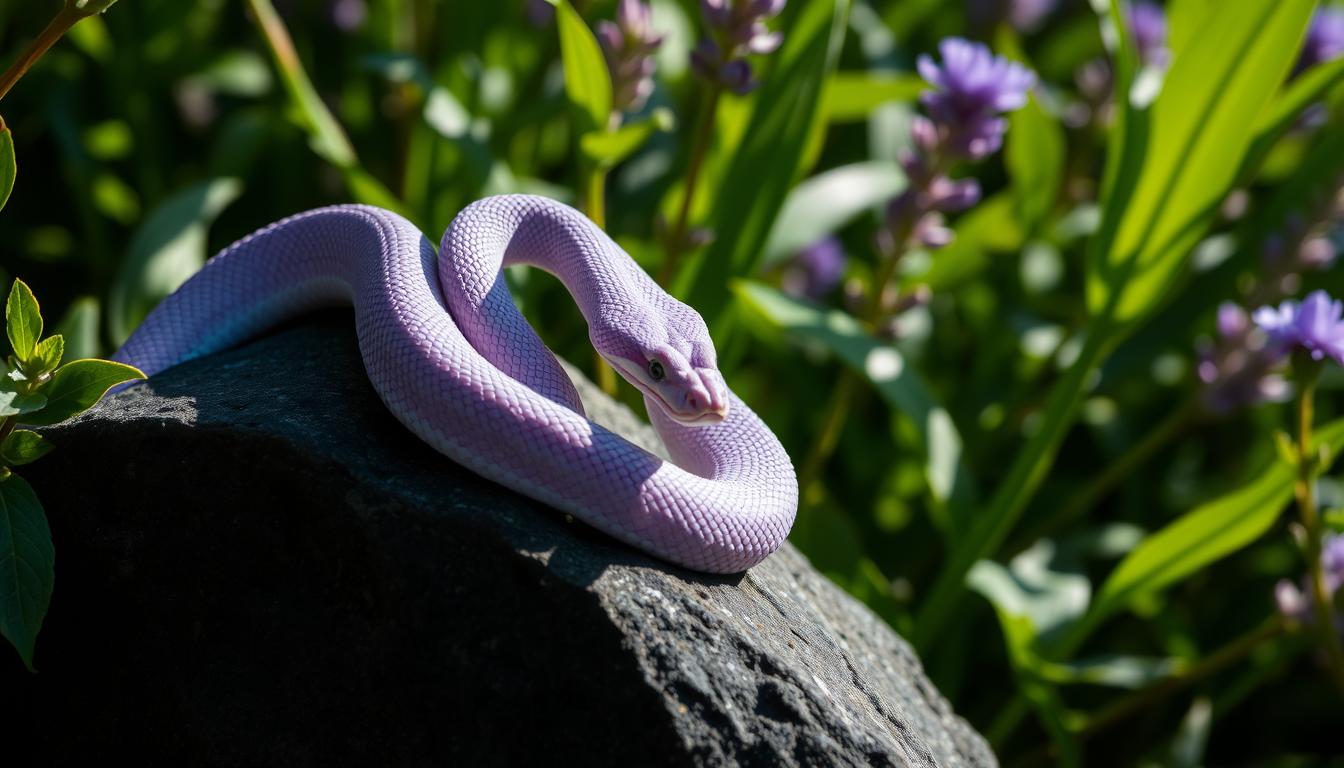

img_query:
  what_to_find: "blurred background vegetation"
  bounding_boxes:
[2,0,1343,764]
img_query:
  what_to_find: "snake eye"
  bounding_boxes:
[648,360,666,382]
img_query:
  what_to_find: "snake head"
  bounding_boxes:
[598,305,730,426]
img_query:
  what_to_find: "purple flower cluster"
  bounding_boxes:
[1125,1,1169,68]
[880,38,1034,253]
[1196,304,1291,414]
[1009,0,1058,34]
[1297,6,1344,74]
[1254,290,1344,367]
[1276,532,1344,632]
[598,0,665,115]
[781,236,846,300]
[690,0,785,94]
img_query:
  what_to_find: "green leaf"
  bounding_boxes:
[550,0,613,135]
[579,109,674,169]
[0,474,54,671]
[0,380,46,418]
[1085,417,1344,630]
[679,0,851,332]
[108,178,242,345]
[0,430,54,466]
[969,560,1083,765]
[52,297,100,361]
[1242,55,1344,181]
[0,115,13,213]
[825,71,925,122]
[733,280,976,526]
[1006,94,1065,235]
[30,335,63,377]
[967,541,1090,645]
[19,359,144,427]
[1086,0,1317,328]
[6,279,42,362]
[1038,654,1180,690]
[761,161,905,267]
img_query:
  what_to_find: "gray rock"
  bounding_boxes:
[9,314,994,767]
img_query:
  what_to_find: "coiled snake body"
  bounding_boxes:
[115,195,798,573]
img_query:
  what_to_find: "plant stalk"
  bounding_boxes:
[658,83,722,288]
[0,4,84,104]
[1294,374,1344,697]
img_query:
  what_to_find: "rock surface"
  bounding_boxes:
[8,314,995,767]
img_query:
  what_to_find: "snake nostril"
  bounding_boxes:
[687,394,701,410]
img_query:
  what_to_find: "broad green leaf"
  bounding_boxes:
[733,280,976,526]
[825,72,925,122]
[1086,0,1316,327]
[52,297,100,361]
[0,381,46,418]
[967,541,1090,645]
[19,359,144,427]
[761,161,905,267]
[579,109,674,169]
[0,474,53,671]
[1242,55,1344,181]
[30,335,63,377]
[969,564,1083,766]
[680,0,850,332]
[0,115,13,213]
[0,430,54,466]
[550,0,613,134]
[1006,94,1065,235]
[1165,0,1212,57]
[6,279,41,362]
[108,178,242,345]
[1086,417,1344,629]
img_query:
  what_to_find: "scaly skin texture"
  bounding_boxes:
[114,195,798,573]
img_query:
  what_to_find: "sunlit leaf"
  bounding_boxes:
[680,0,851,332]
[5,279,41,362]
[1085,417,1344,629]
[108,178,242,345]
[1006,94,1065,234]
[761,161,904,267]
[825,72,925,122]
[1086,0,1316,327]
[549,0,613,135]
[19,358,144,427]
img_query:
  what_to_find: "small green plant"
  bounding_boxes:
[1,279,142,670]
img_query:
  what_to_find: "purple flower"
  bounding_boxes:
[1276,533,1344,631]
[598,0,665,115]
[691,0,786,94]
[1125,1,1169,68]
[1196,303,1290,414]
[877,38,1033,256]
[1253,290,1344,366]
[1297,6,1344,73]
[330,0,366,31]
[916,38,1036,161]
[781,236,846,300]
[527,0,555,27]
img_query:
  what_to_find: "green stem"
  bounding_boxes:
[1083,616,1284,737]
[580,164,618,396]
[1295,374,1344,698]
[1010,617,1285,767]
[915,326,1113,651]
[1009,399,1197,554]
[0,4,83,104]
[658,83,721,288]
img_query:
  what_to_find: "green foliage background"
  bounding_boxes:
[2,0,1343,764]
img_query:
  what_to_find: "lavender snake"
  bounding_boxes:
[114,195,798,573]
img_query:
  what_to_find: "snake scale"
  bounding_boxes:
[114,195,798,573]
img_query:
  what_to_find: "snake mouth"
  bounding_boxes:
[603,355,729,426]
